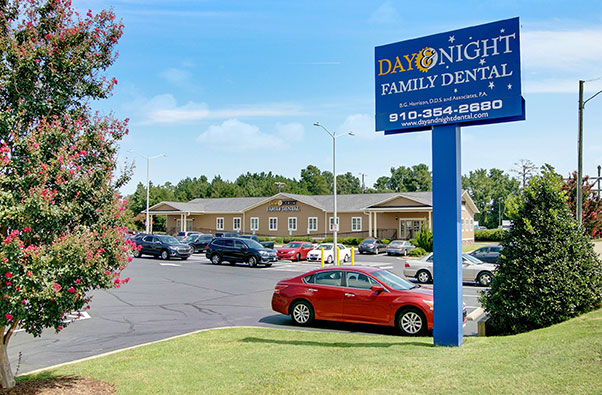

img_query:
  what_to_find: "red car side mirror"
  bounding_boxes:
[371,285,385,293]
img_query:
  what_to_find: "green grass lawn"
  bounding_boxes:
[20,309,602,394]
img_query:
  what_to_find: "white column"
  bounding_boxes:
[374,212,378,239]
[368,212,373,237]
[429,211,433,230]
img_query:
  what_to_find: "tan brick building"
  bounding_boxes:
[147,192,478,242]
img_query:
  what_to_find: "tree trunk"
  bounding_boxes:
[0,343,15,389]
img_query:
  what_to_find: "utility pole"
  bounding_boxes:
[598,165,602,196]
[359,172,367,192]
[577,80,602,225]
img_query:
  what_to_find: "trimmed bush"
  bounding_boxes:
[382,239,390,244]
[415,226,433,252]
[475,228,507,241]
[409,247,427,257]
[481,166,602,335]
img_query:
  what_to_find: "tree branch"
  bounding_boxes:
[3,320,19,345]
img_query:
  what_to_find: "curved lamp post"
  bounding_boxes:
[128,150,167,233]
[313,122,354,253]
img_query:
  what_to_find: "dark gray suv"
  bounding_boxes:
[205,237,277,267]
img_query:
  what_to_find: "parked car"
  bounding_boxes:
[134,234,192,260]
[205,237,277,267]
[386,240,416,256]
[402,253,496,286]
[238,234,275,249]
[175,231,200,241]
[468,245,503,263]
[272,266,466,336]
[183,234,215,253]
[358,238,387,254]
[277,241,314,261]
[214,232,240,238]
[306,243,351,264]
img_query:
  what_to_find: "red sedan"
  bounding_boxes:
[272,266,439,336]
[276,241,314,261]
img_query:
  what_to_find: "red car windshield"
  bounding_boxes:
[283,243,302,248]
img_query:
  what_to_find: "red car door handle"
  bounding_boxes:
[308,288,318,292]
[345,293,355,297]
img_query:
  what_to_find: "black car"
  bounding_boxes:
[183,234,215,253]
[469,245,503,263]
[214,232,240,238]
[205,237,277,267]
[134,234,192,260]
[358,238,387,254]
[239,234,275,249]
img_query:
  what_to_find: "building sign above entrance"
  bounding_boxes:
[267,200,299,212]
[375,17,525,134]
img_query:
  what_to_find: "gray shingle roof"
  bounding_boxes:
[147,192,434,214]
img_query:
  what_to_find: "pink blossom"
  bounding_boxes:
[67,287,75,293]
[75,279,81,284]
[5,313,12,321]
[111,77,117,84]
[5,272,12,279]
[23,226,31,232]
[52,283,61,292]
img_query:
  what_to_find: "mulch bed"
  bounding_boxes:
[0,377,115,394]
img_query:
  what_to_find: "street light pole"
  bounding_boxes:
[313,122,353,254]
[129,150,167,234]
[577,80,602,225]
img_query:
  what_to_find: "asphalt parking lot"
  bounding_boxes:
[9,252,486,375]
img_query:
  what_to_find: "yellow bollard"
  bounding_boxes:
[321,247,324,268]
[336,247,340,266]
[351,247,355,266]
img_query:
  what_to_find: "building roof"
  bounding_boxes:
[147,191,449,214]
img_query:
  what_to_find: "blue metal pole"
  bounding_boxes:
[431,124,463,347]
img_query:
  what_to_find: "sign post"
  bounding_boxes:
[375,18,525,346]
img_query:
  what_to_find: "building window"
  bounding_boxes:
[288,217,297,231]
[216,217,224,230]
[250,217,259,231]
[176,219,193,231]
[470,219,474,230]
[308,217,318,232]
[269,217,278,231]
[329,217,340,231]
[351,217,362,231]
[233,217,241,231]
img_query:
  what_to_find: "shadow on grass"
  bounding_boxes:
[241,336,431,348]
[260,314,434,338]
[4,374,115,394]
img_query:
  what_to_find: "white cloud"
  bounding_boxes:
[522,29,602,71]
[339,114,378,140]
[196,119,289,152]
[137,94,303,124]
[159,68,192,85]
[368,1,400,24]
[275,122,304,141]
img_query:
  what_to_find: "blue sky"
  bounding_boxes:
[76,1,602,196]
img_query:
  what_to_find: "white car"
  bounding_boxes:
[306,243,351,264]
[403,252,497,286]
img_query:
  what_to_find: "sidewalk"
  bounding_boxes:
[594,240,602,258]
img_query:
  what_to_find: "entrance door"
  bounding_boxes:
[400,219,426,240]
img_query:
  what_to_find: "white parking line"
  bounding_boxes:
[160,263,182,267]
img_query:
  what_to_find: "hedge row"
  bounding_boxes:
[474,228,507,241]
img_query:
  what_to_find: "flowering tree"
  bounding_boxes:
[0,0,134,388]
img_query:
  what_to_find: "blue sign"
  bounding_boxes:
[375,17,524,134]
